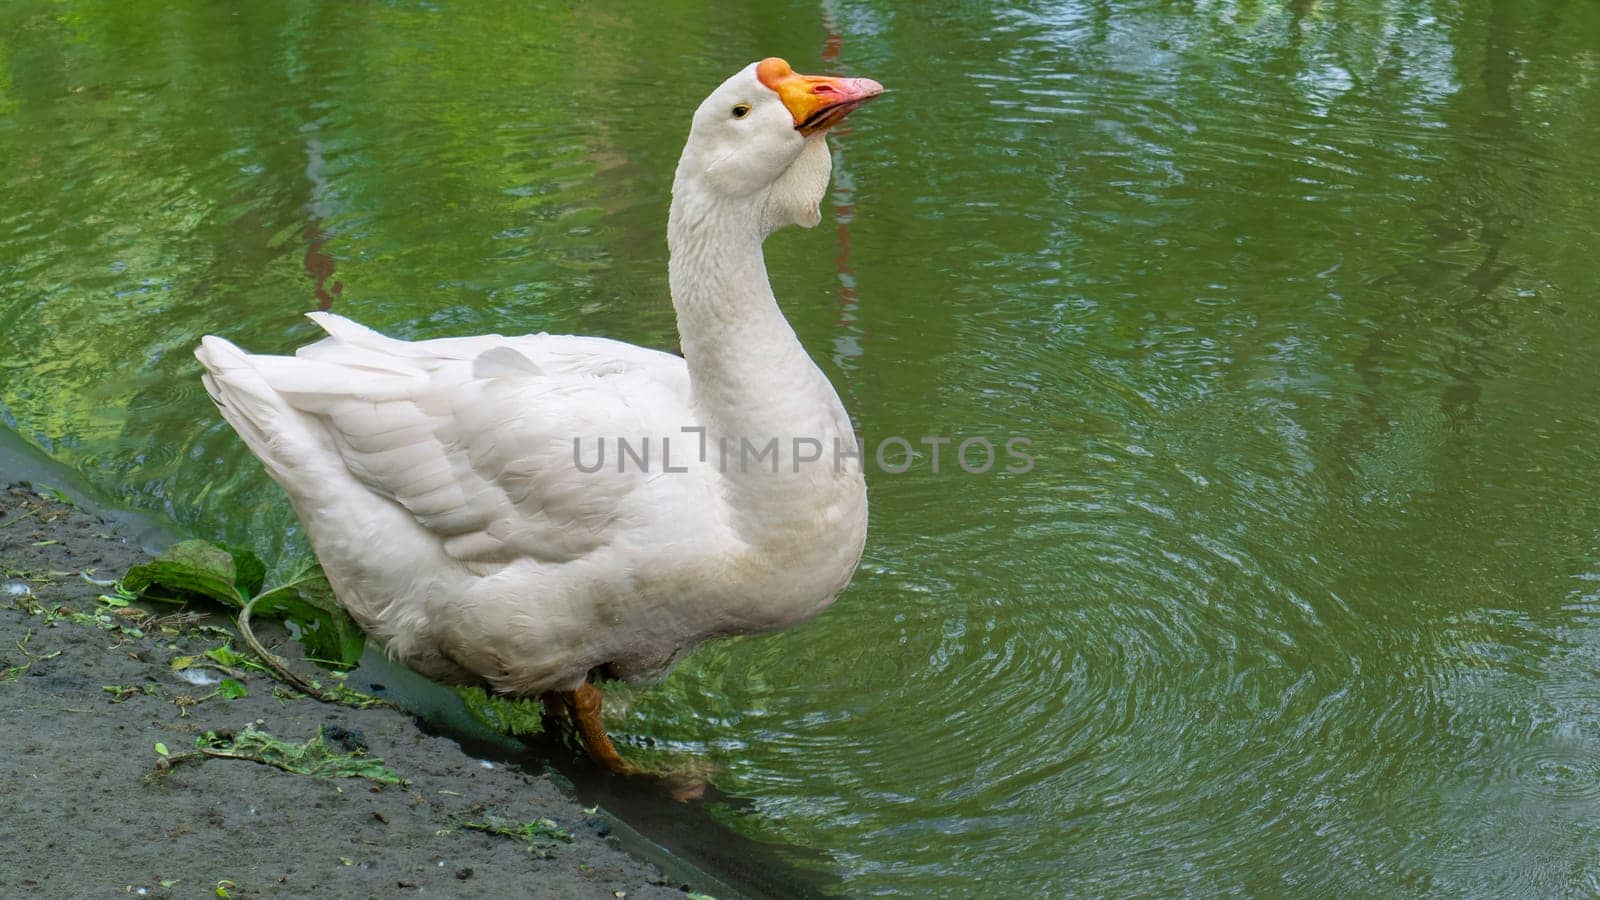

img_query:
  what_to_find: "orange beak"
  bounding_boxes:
[757,57,884,136]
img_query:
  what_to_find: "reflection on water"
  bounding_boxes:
[3,0,1600,895]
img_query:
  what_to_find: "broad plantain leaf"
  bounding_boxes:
[123,540,249,607]
[218,543,267,599]
[251,560,367,668]
[123,541,366,669]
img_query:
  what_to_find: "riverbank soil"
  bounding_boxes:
[0,483,685,899]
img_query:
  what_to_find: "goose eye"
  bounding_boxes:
[731,104,752,119]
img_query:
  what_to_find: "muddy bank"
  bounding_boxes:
[0,483,698,899]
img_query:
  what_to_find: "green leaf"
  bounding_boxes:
[121,542,365,670]
[205,645,246,668]
[123,540,249,607]
[251,560,366,669]
[154,742,169,756]
[218,543,267,599]
[36,483,72,505]
[218,678,248,700]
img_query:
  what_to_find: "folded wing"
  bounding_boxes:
[235,313,692,570]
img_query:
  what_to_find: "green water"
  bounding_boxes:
[4,1,1600,895]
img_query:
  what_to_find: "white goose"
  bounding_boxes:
[195,58,881,772]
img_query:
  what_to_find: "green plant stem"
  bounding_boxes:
[235,592,394,710]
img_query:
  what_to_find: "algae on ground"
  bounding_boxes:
[156,724,404,785]
[456,813,573,846]
[456,684,546,736]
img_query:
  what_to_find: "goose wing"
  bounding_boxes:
[254,312,692,569]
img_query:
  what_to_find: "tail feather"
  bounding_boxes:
[195,335,327,483]
[303,310,515,364]
[300,311,407,355]
[301,311,451,361]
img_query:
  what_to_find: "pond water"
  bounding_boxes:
[4,0,1600,895]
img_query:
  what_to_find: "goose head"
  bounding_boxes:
[674,57,883,234]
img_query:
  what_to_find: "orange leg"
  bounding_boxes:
[545,683,634,776]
